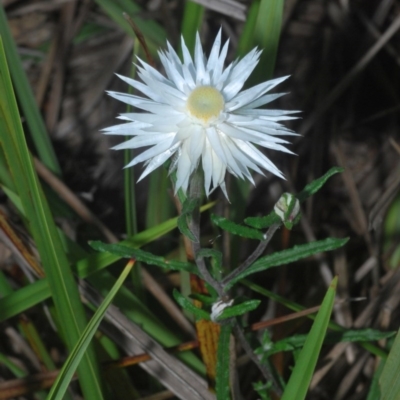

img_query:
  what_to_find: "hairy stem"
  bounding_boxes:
[188,169,225,298]
[221,223,280,288]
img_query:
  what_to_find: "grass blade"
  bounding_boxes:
[0,37,103,399]
[281,277,337,400]
[379,328,400,400]
[47,260,134,400]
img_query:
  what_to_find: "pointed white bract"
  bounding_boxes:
[103,30,299,198]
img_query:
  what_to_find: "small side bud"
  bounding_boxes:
[274,193,301,229]
[211,298,234,322]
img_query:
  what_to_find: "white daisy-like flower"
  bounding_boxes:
[103,30,298,198]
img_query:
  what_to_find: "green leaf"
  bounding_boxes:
[297,167,344,202]
[47,261,133,400]
[89,241,197,273]
[379,328,400,400]
[281,277,337,400]
[178,198,200,242]
[217,300,261,321]
[0,37,103,399]
[227,237,348,289]
[260,329,396,358]
[94,0,165,48]
[244,211,281,229]
[172,289,210,321]
[211,214,265,240]
[180,1,204,56]
[189,293,215,306]
[367,358,384,400]
[216,323,233,400]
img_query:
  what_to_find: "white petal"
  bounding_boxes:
[102,122,149,135]
[188,125,205,163]
[194,33,208,85]
[240,93,287,110]
[239,141,285,179]
[138,143,180,181]
[222,48,260,100]
[112,133,174,150]
[206,126,227,163]
[125,138,174,168]
[211,39,229,85]
[207,29,222,71]
[226,76,290,111]
[175,147,192,193]
[115,73,163,102]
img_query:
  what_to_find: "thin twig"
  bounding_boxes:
[221,223,280,288]
[233,322,282,396]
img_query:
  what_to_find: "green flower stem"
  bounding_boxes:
[221,223,280,289]
[188,169,224,298]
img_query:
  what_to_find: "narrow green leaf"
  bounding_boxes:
[211,214,265,240]
[227,238,349,289]
[367,358,384,400]
[47,261,133,400]
[189,293,215,305]
[180,1,204,56]
[89,241,197,273]
[281,277,337,400]
[245,212,280,229]
[297,167,344,202]
[94,0,165,48]
[172,289,210,321]
[331,329,396,343]
[379,328,400,400]
[237,0,260,57]
[216,323,233,400]
[0,37,103,399]
[254,0,284,79]
[262,329,396,358]
[217,300,261,321]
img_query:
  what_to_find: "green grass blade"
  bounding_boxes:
[237,1,260,57]
[180,1,204,56]
[281,277,337,400]
[379,329,400,400]
[252,0,284,82]
[0,37,103,399]
[47,260,134,400]
[0,6,60,174]
[94,0,165,48]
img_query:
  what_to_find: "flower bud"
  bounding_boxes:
[274,193,301,229]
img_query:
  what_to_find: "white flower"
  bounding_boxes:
[103,30,298,198]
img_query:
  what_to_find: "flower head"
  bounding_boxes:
[103,30,298,197]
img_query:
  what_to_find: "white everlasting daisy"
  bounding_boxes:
[103,30,298,197]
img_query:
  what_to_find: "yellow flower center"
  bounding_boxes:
[186,86,224,123]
